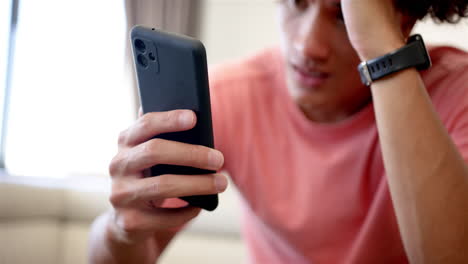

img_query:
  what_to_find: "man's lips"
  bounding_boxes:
[290,63,330,88]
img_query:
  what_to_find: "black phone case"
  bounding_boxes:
[131,26,218,211]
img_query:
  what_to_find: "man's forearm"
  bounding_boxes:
[88,211,174,264]
[371,68,468,263]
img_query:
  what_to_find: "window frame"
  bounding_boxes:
[0,0,19,170]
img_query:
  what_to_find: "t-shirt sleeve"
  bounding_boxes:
[439,65,468,164]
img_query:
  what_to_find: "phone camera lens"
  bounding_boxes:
[137,54,148,68]
[148,52,156,61]
[134,39,146,53]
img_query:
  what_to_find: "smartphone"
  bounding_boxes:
[131,26,218,211]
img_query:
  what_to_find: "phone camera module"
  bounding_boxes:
[134,39,146,53]
[148,52,156,61]
[137,54,148,68]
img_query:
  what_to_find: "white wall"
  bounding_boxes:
[198,0,280,65]
[198,0,468,65]
[413,19,468,50]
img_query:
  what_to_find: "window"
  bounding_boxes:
[0,0,14,169]
[5,0,134,178]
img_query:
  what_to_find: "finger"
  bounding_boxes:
[125,139,224,173]
[111,174,228,206]
[115,206,201,235]
[119,110,196,147]
[109,151,131,178]
[143,206,201,230]
[138,173,228,201]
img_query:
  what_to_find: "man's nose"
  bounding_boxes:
[293,9,331,62]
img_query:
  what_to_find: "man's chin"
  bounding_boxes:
[287,87,328,110]
[287,81,328,102]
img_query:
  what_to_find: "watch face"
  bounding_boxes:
[358,62,372,86]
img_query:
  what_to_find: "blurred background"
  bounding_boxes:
[0,0,467,264]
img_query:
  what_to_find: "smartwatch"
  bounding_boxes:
[357,34,432,86]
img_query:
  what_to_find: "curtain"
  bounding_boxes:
[124,0,200,117]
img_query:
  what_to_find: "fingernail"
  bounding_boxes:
[179,111,194,127]
[208,149,224,170]
[215,174,228,192]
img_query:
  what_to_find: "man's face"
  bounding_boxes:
[278,0,371,122]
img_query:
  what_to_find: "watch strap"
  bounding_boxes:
[358,34,432,86]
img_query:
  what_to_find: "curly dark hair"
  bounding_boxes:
[395,0,468,23]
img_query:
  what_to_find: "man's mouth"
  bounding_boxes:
[290,63,330,89]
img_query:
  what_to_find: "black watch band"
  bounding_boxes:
[358,34,432,86]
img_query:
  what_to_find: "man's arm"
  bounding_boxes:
[370,66,468,263]
[341,1,468,262]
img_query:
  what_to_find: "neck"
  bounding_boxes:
[296,95,372,123]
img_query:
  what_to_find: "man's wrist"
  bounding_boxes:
[357,34,406,61]
[103,211,158,264]
[104,211,128,245]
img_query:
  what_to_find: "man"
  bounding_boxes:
[90,0,468,263]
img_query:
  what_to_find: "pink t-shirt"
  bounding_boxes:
[209,46,468,263]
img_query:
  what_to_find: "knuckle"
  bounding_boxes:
[109,151,130,176]
[137,114,153,132]
[139,179,162,201]
[147,181,161,199]
[146,138,164,161]
[109,193,120,208]
[109,182,128,207]
[137,143,151,162]
[154,175,174,196]
[117,129,129,146]
[120,212,140,234]
[108,154,122,177]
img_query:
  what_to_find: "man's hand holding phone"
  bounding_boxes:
[104,109,227,252]
[90,28,222,263]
